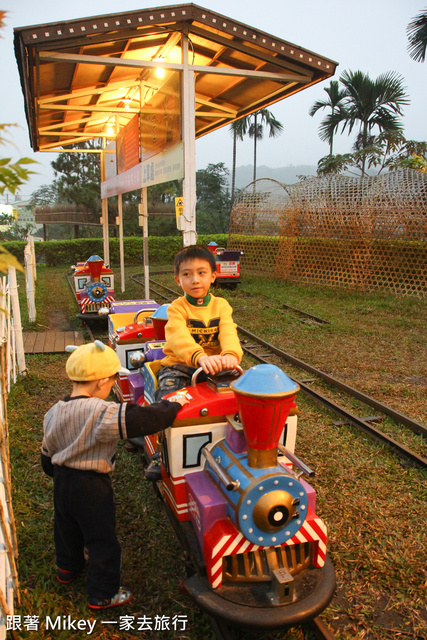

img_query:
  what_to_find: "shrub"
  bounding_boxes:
[0,234,230,267]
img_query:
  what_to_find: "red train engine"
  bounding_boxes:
[207,241,243,288]
[127,347,335,630]
[72,255,114,320]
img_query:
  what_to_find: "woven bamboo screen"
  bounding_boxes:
[228,170,426,297]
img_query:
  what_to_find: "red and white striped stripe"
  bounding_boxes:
[81,295,114,312]
[204,511,327,588]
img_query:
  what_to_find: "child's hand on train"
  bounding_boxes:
[220,355,239,370]
[174,395,189,408]
[198,354,224,375]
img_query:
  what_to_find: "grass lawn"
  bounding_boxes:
[6,264,427,639]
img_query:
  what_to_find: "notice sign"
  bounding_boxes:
[140,73,181,162]
[101,142,183,198]
[117,115,140,174]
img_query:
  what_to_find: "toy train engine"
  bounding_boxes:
[205,368,308,549]
[108,301,164,403]
[72,255,114,319]
[133,363,335,630]
[207,241,243,288]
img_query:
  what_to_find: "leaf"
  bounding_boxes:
[0,246,24,273]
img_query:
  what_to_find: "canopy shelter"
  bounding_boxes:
[14,3,337,293]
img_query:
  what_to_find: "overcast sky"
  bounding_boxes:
[1,0,426,200]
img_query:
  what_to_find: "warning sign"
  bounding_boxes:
[175,197,184,229]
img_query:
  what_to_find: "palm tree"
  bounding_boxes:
[248,109,283,183]
[229,117,249,201]
[320,70,409,175]
[309,80,347,154]
[407,9,427,62]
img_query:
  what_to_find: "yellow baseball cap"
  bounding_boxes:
[65,340,129,382]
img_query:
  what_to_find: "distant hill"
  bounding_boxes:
[234,164,317,188]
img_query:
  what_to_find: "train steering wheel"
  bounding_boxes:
[134,308,158,323]
[191,365,243,387]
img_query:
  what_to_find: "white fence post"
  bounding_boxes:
[24,242,36,323]
[29,236,36,284]
[7,269,26,377]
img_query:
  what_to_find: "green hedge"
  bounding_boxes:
[0,235,229,267]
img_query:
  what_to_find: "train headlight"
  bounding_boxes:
[253,491,295,533]
[129,351,145,368]
[98,306,110,318]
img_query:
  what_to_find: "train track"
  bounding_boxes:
[66,272,102,343]
[133,274,427,470]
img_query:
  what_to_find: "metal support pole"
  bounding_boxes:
[140,188,150,300]
[100,144,110,266]
[181,33,197,246]
[117,193,125,292]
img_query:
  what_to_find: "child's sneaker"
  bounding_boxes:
[56,567,81,584]
[88,587,133,610]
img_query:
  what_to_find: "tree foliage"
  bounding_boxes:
[311,69,411,176]
[196,163,232,234]
[317,135,427,176]
[228,108,283,190]
[0,13,37,196]
[229,118,248,201]
[407,9,427,62]
[51,140,102,213]
[309,80,347,154]
[248,109,284,183]
[0,11,35,271]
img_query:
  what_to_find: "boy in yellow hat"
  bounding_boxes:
[41,340,186,610]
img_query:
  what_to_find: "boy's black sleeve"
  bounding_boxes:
[41,451,54,477]
[125,400,181,439]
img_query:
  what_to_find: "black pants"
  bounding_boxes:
[154,364,207,401]
[53,466,121,600]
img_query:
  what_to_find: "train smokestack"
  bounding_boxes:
[86,255,104,282]
[150,304,170,340]
[230,364,299,468]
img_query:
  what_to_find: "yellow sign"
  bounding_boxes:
[175,196,184,229]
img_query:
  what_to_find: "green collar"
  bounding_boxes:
[186,293,211,307]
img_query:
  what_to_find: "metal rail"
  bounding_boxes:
[242,345,427,469]
[238,325,427,439]
[309,616,337,640]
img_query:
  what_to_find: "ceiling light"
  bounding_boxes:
[152,56,166,79]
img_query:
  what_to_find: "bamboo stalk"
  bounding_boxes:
[0,501,20,606]
[0,345,19,560]
[0,585,19,640]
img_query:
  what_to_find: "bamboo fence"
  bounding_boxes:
[0,267,26,639]
[228,169,427,297]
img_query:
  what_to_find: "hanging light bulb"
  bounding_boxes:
[152,56,165,79]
